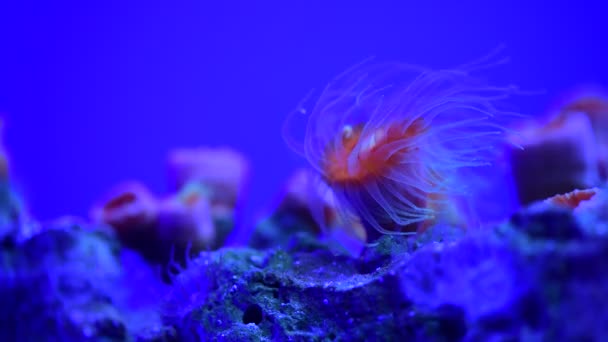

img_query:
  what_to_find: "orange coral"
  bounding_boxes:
[324,120,426,184]
[545,188,598,210]
[284,54,519,238]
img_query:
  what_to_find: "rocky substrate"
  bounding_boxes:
[1,184,607,341]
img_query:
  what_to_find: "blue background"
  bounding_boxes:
[0,1,606,224]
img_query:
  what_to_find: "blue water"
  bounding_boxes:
[0,1,606,227]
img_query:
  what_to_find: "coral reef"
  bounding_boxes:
[89,148,248,268]
[2,72,608,341]
[0,219,167,341]
[154,186,608,341]
[3,174,608,340]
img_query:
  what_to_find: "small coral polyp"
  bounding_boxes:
[91,181,159,232]
[509,110,601,206]
[545,188,599,210]
[157,183,216,249]
[284,51,522,238]
[555,86,608,179]
[166,147,250,209]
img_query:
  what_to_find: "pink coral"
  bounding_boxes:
[509,111,601,205]
[90,180,219,262]
[166,147,250,209]
[554,86,608,179]
[90,181,159,232]
[157,183,216,249]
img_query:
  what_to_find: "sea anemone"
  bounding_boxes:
[283,49,523,238]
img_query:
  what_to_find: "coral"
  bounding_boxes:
[151,187,608,341]
[283,52,523,240]
[89,147,251,266]
[157,182,217,250]
[166,147,251,209]
[5,180,608,341]
[90,181,164,262]
[6,85,608,341]
[90,181,159,236]
[544,188,598,209]
[557,87,608,179]
[90,180,230,267]
[509,111,601,205]
[164,147,251,251]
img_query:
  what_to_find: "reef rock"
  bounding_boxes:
[159,187,608,341]
[4,185,608,341]
[0,219,166,341]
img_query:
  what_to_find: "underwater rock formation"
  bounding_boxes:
[250,169,323,250]
[154,186,608,341]
[164,190,607,341]
[250,168,366,254]
[3,80,608,340]
[0,219,167,341]
[3,179,608,341]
